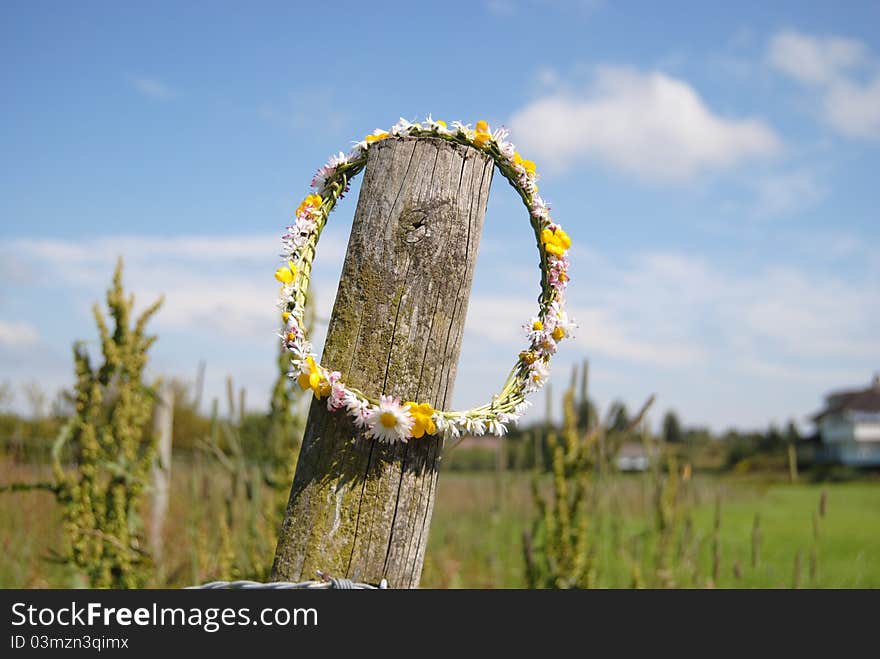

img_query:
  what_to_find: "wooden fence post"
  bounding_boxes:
[149,381,173,568]
[272,136,494,587]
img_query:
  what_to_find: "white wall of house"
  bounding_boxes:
[616,455,649,472]
[820,415,880,443]
[854,421,880,441]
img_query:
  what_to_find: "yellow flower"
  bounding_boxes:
[281,311,291,323]
[404,402,436,439]
[519,350,537,365]
[297,356,330,399]
[365,130,390,143]
[473,119,492,147]
[296,194,323,216]
[532,320,544,331]
[513,152,536,174]
[551,326,565,341]
[541,227,572,257]
[274,261,297,284]
[435,120,447,128]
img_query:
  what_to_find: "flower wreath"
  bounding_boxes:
[275,117,574,443]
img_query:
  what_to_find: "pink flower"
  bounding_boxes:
[326,371,346,412]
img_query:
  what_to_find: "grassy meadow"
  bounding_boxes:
[424,472,880,588]
[2,454,877,588]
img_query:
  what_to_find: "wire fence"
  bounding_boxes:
[189,572,388,590]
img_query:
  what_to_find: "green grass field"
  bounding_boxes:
[422,473,880,588]
[1,457,878,588]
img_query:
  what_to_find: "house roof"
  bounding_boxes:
[617,441,650,458]
[813,377,880,421]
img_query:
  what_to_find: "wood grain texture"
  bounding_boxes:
[272,136,493,587]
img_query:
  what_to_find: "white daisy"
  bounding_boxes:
[492,126,511,143]
[366,395,414,443]
[311,166,333,190]
[498,139,516,160]
[391,117,414,136]
[487,419,508,437]
[452,415,470,436]
[289,341,313,367]
[537,335,558,356]
[514,400,532,416]
[465,416,486,436]
[530,197,550,222]
[434,414,459,440]
[526,316,549,343]
[555,310,577,339]
[344,394,371,429]
[498,412,518,425]
[525,360,550,392]
[425,115,449,134]
[327,151,349,168]
[279,283,296,305]
[451,120,472,137]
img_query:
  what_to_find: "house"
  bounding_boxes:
[615,441,652,472]
[810,374,880,467]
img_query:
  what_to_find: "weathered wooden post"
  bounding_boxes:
[271,136,493,587]
[149,381,173,566]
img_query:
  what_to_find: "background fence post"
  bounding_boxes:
[272,136,494,587]
[149,381,174,571]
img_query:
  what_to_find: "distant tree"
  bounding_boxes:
[168,378,212,452]
[785,420,800,444]
[49,389,75,419]
[683,427,713,445]
[577,398,598,433]
[761,423,784,453]
[22,381,46,420]
[607,401,630,434]
[576,359,598,432]
[0,381,13,413]
[662,410,683,443]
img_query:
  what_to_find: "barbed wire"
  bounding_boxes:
[188,571,388,590]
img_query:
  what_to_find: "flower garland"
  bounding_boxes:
[276,117,574,443]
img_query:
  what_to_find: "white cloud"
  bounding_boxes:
[259,89,349,136]
[464,295,703,368]
[768,30,880,140]
[0,321,39,348]
[752,169,827,218]
[823,77,880,139]
[485,0,516,14]
[2,232,876,431]
[569,307,705,367]
[0,232,351,416]
[4,233,347,340]
[455,241,878,431]
[509,66,782,181]
[466,246,877,374]
[128,75,174,100]
[485,0,603,16]
[768,30,867,85]
[734,266,878,360]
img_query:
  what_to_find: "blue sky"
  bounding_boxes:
[1,0,878,432]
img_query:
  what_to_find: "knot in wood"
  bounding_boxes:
[398,200,449,245]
